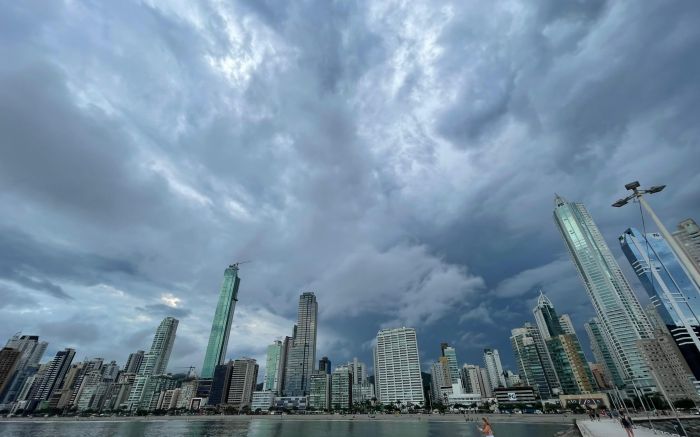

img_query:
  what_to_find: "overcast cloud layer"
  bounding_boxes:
[1,0,700,377]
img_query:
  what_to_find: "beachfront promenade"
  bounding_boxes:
[577,418,680,437]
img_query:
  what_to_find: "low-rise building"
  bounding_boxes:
[251,391,274,412]
[494,386,536,405]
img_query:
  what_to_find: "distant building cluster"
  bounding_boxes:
[1,198,700,415]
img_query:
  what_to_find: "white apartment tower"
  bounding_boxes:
[374,327,424,405]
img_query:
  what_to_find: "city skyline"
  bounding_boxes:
[1,0,700,387]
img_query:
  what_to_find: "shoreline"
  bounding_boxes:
[0,413,580,425]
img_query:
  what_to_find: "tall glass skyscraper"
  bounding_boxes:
[620,227,700,379]
[263,340,286,394]
[201,264,242,379]
[283,292,318,396]
[554,195,654,390]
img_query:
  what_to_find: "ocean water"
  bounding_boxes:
[0,418,575,437]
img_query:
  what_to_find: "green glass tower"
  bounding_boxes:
[201,264,241,379]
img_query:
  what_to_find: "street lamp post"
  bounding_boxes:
[612,181,700,288]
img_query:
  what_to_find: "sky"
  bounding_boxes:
[1,0,700,379]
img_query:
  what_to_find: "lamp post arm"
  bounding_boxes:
[637,195,700,288]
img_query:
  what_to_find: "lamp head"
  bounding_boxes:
[612,198,629,208]
[624,181,641,191]
[648,185,666,194]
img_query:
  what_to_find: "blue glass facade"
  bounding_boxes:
[553,195,654,390]
[620,228,700,379]
[201,265,241,379]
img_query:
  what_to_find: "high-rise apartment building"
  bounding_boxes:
[227,358,258,410]
[263,340,286,394]
[128,317,178,410]
[0,348,22,395]
[620,228,700,379]
[283,292,318,396]
[209,361,234,406]
[308,371,331,410]
[331,367,353,410]
[673,218,700,274]
[201,264,242,379]
[124,350,145,374]
[1,334,47,404]
[34,348,76,402]
[430,359,452,404]
[533,292,595,394]
[318,356,331,375]
[585,319,624,388]
[374,327,424,405]
[637,310,700,404]
[440,343,461,385]
[483,349,506,389]
[559,315,576,336]
[510,324,559,399]
[554,195,654,391]
[462,364,494,398]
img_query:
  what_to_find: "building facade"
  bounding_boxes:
[227,358,258,410]
[620,227,700,380]
[201,264,242,379]
[331,367,352,410]
[263,340,286,394]
[441,344,461,385]
[483,349,506,389]
[283,292,318,396]
[308,371,331,410]
[127,317,178,410]
[0,348,22,396]
[554,195,654,391]
[673,218,700,274]
[510,324,559,399]
[1,334,47,404]
[533,292,595,395]
[374,327,424,405]
[585,319,625,388]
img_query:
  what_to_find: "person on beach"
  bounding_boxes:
[478,417,494,437]
[620,415,634,437]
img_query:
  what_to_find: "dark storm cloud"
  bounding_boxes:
[0,0,699,374]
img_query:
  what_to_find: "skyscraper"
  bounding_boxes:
[510,324,559,399]
[1,334,47,404]
[374,327,424,405]
[34,348,76,402]
[128,317,178,410]
[620,227,700,379]
[331,367,353,410]
[554,195,654,390]
[440,343,461,385]
[124,350,145,374]
[673,218,700,274]
[0,348,22,395]
[263,340,286,394]
[308,371,331,410]
[585,318,625,388]
[637,307,700,404]
[283,292,318,396]
[318,356,331,375]
[533,292,595,394]
[483,349,506,389]
[201,264,242,379]
[227,358,258,411]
